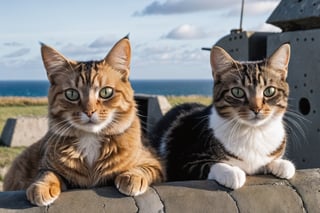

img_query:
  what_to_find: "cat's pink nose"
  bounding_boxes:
[84,110,96,117]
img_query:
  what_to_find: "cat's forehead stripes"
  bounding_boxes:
[83,61,98,71]
[76,61,101,87]
[239,62,267,87]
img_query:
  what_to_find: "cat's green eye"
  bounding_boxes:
[231,87,245,98]
[264,86,276,97]
[99,87,114,99]
[65,89,80,101]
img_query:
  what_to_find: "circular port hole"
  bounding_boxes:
[299,97,311,115]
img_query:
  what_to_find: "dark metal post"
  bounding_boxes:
[239,0,245,31]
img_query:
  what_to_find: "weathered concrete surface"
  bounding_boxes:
[155,181,238,213]
[134,94,171,134]
[0,117,48,147]
[0,169,319,213]
[288,169,320,212]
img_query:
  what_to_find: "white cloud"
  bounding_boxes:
[57,43,108,61]
[134,44,176,64]
[134,0,238,15]
[226,1,280,16]
[89,36,118,49]
[130,44,211,79]
[134,42,208,66]
[245,1,279,16]
[54,36,124,60]
[3,42,23,47]
[252,23,281,32]
[135,0,280,17]
[164,24,208,40]
[3,48,30,58]
[0,57,46,80]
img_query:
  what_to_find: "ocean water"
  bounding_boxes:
[0,80,213,97]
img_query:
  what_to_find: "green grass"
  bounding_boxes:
[0,147,25,182]
[0,97,48,106]
[0,146,25,168]
[166,95,212,106]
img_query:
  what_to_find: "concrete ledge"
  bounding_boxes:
[134,94,171,134]
[1,117,48,147]
[1,169,319,213]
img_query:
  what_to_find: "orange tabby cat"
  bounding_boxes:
[3,36,164,206]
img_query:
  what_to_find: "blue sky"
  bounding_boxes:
[0,0,281,80]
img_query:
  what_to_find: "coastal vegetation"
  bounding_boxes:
[166,95,211,106]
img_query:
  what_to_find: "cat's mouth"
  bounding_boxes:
[85,119,99,125]
[71,112,115,133]
[74,120,112,133]
[253,114,264,120]
[238,112,269,126]
[250,116,265,123]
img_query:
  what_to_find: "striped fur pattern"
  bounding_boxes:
[151,44,295,189]
[3,37,164,206]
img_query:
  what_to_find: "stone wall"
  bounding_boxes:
[0,169,319,213]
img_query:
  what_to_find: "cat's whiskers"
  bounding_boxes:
[108,111,137,135]
[102,112,128,135]
[228,118,243,145]
[50,119,73,137]
[285,109,310,125]
[283,109,309,148]
[210,114,237,145]
[106,113,120,128]
[47,119,74,156]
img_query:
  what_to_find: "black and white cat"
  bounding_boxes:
[151,44,295,189]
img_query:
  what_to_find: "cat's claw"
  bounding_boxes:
[208,163,246,189]
[115,173,149,196]
[267,159,295,179]
[26,182,60,206]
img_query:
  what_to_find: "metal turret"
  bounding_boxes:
[267,0,320,31]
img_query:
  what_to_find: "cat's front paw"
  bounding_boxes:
[115,173,149,196]
[208,163,246,189]
[267,159,295,179]
[26,182,61,206]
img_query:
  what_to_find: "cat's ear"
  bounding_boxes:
[210,46,235,80]
[104,36,131,81]
[41,43,75,84]
[267,43,290,80]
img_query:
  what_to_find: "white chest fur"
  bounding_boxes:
[209,107,285,174]
[77,134,101,167]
